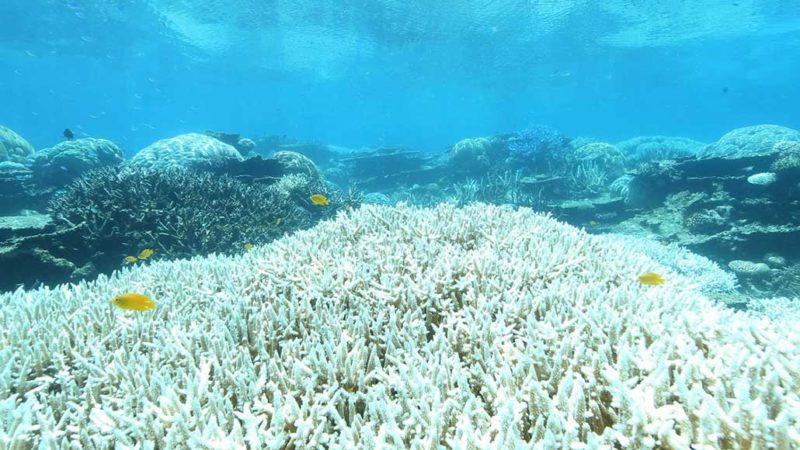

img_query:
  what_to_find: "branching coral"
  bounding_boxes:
[568,160,608,195]
[47,167,319,262]
[609,174,633,202]
[566,142,625,195]
[449,170,545,208]
[2,203,798,448]
[505,125,571,173]
[599,232,739,299]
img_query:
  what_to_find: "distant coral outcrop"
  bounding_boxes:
[130,133,243,171]
[700,124,800,158]
[448,136,507,173]
[32,137,124,185]
[0,125,35,164]
[616,135,705,167]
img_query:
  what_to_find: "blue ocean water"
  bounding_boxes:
[1,1,799,153]
[5,3,800,447]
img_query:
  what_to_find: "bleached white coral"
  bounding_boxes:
[747,172,777,186]
[747,297,800,323]
[598,233,739,298]
[729,259,772,276]
[1,203,798,448]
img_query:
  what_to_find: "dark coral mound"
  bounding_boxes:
[47,166,317,266]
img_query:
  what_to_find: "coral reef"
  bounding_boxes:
[616,135,704,168]
[271,150,325,185]
[449,170,546,208]
[448,136,507,173]
[616,131,800,269]
[46,166,319,273]
[0,162,35,213]
[746,172,777,185]
[336,147,445,192]
[0,125,35,164]
[0,212,52,241]
[700,124,800,159]
[598,233,738,300]
[771,140,800,172]
[0,222,84,292]
[728,259,771,277]
[203,130,256,155]
[504,125,571,173]
[32,138,124,186]
[130,133,243,171]
[1,204,798,448]
[566,142,625,195]
[747,296,800,323]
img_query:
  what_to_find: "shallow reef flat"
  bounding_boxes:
[1,203,798,449]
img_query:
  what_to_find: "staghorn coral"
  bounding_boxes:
[47,167,312,262]
[566,142,625,195]
[130,133,243,171]
[609,174,633,202]
[1,203,798,448]
[747,296,800,323]
[598,232,738,299]
[568,160,609,195]
[449,170,545,208]
[505,125,571,173]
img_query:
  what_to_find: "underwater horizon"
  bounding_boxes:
[2,1,800,449]
[1,0,799,152]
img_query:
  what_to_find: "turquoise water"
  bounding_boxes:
[1,1,799,152]
[3,3,800,447]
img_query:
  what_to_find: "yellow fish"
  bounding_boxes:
[244,243,254,251]
[309,194,330,206]
[138,248,154,260]
[637,272,665,286]
[124,256,138,264]
[111,293,156,311]
[275,218,282,226]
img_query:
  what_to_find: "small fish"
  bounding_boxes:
[124,256,138,264]
[309,194,330,206]
[589,220,598,226]
[138,248,154,260]
[244,243,254,251]
[275,218,282,226]
[111,293,156,311]
[63,128,74,140]
[637,272,665,286]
